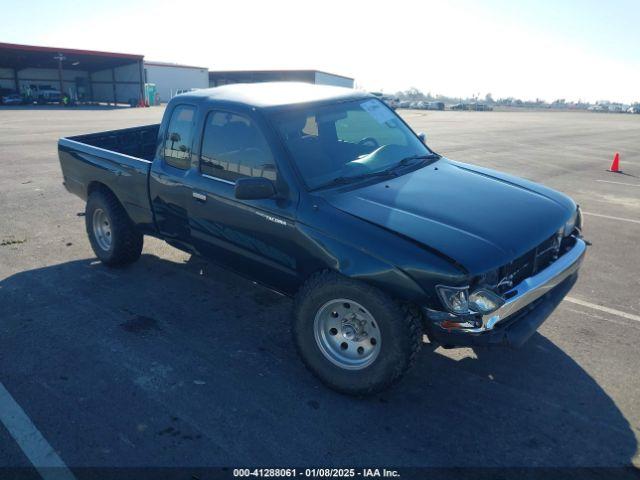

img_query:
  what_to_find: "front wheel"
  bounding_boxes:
[293,272,422,395]
[85,190,143,266]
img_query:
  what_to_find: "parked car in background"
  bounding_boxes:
[58,83,586,395]
[0,92,24,105]
[467,103,488,111]
[627,106,640,114]
[369,92,399,110]
[0,87,14,100]
[608,105,624,113]
[427,101,445,111]
[175,88,200,97]
[36,87,62,104]
[451,103,493,112]
[382,96,399,109]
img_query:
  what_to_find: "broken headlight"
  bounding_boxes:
[436,285,469,314]
[469,288,505,314]
[436,285,505,315]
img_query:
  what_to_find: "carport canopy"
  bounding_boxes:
[0,42,142,72]
[0,42,144,104]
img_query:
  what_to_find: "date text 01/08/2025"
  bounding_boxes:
[232,468,400,477]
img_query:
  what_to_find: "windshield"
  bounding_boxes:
[270,99,433,189]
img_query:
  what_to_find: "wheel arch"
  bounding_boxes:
[295,229,428,305]
[87,180,115,199]
[86,180,153,233]
[86,181,140,228]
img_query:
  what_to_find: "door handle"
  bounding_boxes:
[192,191,207,202]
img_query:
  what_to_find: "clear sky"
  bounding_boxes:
[2,0,639,103]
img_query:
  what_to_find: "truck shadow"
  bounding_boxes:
[0,254,636,469]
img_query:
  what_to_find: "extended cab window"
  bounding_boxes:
[164,105,195,169]
[200,111,276,182]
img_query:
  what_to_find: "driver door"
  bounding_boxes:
[187,109,301,292]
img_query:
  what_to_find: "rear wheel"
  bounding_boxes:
[293,271,422,395]
[85,190,143,266]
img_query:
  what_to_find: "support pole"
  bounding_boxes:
[53,53,66,97]
[111,68,117,105]
[138,60,145,106]
[87,72,94,102]
[13,68,19,93]
[57,62,64,95]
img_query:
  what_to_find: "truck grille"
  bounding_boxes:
[497,233,563,294]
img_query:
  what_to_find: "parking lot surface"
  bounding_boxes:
[1,105,639,473]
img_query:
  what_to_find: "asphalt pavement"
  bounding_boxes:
[1,105,639,476]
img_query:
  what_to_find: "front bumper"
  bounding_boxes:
[425,238,587,348]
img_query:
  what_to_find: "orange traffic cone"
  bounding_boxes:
[608,152,621,173]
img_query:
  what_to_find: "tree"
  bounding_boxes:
[396,87,426,101]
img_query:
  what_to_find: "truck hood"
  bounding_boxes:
[323,159,576,274]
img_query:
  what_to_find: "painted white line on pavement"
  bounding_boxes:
[564,297,640,323]
[0,382,76,480]
[596,179,640,188]
[582,211,640,225]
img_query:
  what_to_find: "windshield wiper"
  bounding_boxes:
[318,169,398,189]
[371,153,440,177]
[316,153,440,190]
[396,153,441,166]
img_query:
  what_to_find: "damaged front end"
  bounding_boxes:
[423,221,587,348]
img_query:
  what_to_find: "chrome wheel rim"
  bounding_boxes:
[313,298,381,370]
[92,208,112,251]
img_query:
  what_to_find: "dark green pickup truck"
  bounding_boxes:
[59,82,586,395]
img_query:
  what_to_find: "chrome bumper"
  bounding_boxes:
[427,238,587,334]
[481,237,586,330]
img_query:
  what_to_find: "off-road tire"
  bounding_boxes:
[85,190,143,266]
[293,271,422,396]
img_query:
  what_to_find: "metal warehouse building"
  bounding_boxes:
[144,61,209,103]
[208,70,354,88]
[0,42,144,104]
[1,42,355,105]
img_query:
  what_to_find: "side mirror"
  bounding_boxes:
[417,132,427,144]
[234,177,276,200]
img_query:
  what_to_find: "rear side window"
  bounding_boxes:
[200,111,276,182]
[164,105,195,169]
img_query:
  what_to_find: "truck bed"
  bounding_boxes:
[66,124,159,160]
[58,124,160,231]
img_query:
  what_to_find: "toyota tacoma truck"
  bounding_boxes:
[58,83,586,395]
